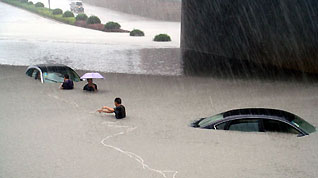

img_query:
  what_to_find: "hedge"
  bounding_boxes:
[52,8,63,15]
[34,2,44,7]
[75,13,88,21]
[87,15,101,24]
[153,34,171,42]
[104,21,121,30]
[63,11,74,17]
[130,29,144,36]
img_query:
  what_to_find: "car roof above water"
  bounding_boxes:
[34,64,72,72]
[223,108,298,122]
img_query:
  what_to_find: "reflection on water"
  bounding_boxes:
[0,39,182,75]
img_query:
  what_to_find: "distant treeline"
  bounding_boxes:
[83,0,181,21]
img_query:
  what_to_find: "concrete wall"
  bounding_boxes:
[84,0,181,21]
[181,0,318,74]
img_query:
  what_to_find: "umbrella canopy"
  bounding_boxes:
[80,72,104,79]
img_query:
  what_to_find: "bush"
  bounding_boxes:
[63,11,74,17]
[35,2,44,7]
[130,29,144,36]
[28,1,33,4]
[153,34,171,42]
[52,8,63,15]
[75,13,88,21]
[87,15,101,24]
[20,0,28,3]
[104,21,121,30]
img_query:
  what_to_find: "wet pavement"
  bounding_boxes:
[0,2,181,75]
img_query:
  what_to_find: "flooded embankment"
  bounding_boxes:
[0,65,318,178]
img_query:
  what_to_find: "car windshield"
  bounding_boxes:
[198,114,224,128]
[42,67,80,83]
[43,72,64,83]
[76,2,82,6]
[291,117,316,134]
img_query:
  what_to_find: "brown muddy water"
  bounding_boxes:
[0,65,317,178]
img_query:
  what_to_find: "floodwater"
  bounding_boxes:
[1,65,318,178]
[0,2,181,75]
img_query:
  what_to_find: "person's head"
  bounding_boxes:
[87,78,93,84]
[114,97,122,107]
[64,74,70,81]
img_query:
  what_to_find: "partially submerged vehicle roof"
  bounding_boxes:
[28,64,74,72]
[223,108,298,122]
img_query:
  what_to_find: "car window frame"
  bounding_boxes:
[26,66,44,83]
[213,115,306,136]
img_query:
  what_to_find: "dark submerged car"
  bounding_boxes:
[191,108,316,136]
[26,64,81,83]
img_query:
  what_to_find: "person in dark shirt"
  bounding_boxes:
[83,78,97,92]
[97,98,126,119]
[60,74,74,90]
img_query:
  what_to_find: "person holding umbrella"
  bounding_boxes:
[80,72,104,92]
[83,78,97,92]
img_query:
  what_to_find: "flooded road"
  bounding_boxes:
[0,2,181,75]
[0,65,318,178]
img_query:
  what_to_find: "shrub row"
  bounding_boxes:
[3,0,171,41]
[2,0,76,25]
[75,15,127,32]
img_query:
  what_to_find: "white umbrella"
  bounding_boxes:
[80,72,104,79]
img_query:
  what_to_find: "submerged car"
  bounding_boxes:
[26,64,81,83]
[191,108,316,136]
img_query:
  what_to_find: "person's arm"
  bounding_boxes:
[60,82,64,89]
[98,109,113,113]
[98,106,114,113]
[104,109,113,113]
[103,106,114,112]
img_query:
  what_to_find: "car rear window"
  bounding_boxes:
[291,117,316,134]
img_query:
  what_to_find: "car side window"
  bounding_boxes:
[227,119,260,132]
[263,119,300,134]
[215,122,227,129]
[26,68,35,77]
[31,69,41,80]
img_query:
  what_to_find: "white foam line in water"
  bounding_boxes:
[101,121,178,178]
[45,95,178,177]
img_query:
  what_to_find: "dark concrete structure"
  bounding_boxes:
[181,0,318,75]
